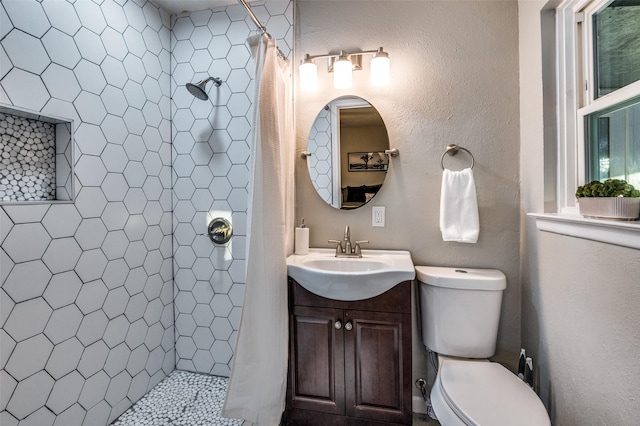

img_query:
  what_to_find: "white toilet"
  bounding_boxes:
[416,266,550,426]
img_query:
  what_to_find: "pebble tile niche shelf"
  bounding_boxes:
[0,105,73,203]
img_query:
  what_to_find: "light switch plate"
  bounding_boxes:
[372,206,385,227]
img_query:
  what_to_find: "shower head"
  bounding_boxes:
[185,77,222,101]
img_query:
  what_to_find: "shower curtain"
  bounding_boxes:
[222,33,294,425]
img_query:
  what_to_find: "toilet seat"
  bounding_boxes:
[433,357,550,426]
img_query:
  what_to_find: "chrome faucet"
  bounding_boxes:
[329,226,369,258]
[344,225,352,254]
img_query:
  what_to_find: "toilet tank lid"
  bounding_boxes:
[415,266,506,290]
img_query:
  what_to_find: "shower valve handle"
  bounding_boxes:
[202,217,233,245]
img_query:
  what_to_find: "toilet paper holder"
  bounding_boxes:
[207,217,233,244]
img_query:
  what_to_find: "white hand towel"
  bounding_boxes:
[439,168,479,243]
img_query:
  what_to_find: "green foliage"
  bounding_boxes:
[576,179,640,198]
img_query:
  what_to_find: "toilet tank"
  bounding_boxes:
[416,266,506,358]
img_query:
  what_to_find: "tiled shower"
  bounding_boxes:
[170,4,292,376]
[0,0,292,424]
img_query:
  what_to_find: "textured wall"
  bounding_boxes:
[170,1,293,376]
[533,234,640,424]
[519,1,640,424]
[295,0,521,403]
[0,1,174,425]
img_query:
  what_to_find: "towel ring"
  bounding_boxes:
[440,144,475,170]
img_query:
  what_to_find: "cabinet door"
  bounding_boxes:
[343,310,412,425]
[289,305,345,415]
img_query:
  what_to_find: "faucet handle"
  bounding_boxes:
[354,240,369,255]
[328,239,343,255]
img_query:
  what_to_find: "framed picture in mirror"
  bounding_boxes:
[347,152,389,172]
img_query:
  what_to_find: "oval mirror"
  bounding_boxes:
[306,96,390,210]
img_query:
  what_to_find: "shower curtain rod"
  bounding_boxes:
[237,0,287,60]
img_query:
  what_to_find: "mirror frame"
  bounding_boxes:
[306,96,389,210]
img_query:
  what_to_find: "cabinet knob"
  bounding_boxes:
[344,322,353,331]
[334,320,342,330]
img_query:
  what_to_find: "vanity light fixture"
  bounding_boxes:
[299,54,318,92]
[299,47,390,91]
[370,47,390,87]
[333,51,353,90]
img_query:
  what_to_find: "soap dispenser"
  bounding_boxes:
[294,218,309,255]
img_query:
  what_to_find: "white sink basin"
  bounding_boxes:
[287,248,415,301]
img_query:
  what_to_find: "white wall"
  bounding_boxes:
[519,1,640,424]
[295,0,521,402]
[0,1,174,424]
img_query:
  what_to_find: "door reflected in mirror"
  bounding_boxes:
[307,96,389,209]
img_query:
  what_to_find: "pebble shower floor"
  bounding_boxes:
[111,370,244,426]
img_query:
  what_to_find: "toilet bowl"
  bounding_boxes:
[416,266,550,426]
[430,356,550,426]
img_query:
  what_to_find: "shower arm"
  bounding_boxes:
[201,76,222,87]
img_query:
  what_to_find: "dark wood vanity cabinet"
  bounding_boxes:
[284,278,412,426]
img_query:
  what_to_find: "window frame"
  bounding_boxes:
[556,0,640,214]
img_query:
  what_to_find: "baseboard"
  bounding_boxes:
[283,408,411,426]
[412,396,426,414]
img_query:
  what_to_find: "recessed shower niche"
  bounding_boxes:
[0,104,74,203]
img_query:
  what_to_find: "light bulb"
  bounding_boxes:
[370,48,389,87]
[333,52,352,90]
[299,55,318,92]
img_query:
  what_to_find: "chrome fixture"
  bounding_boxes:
[237,0,287,60]
[416,378,428,401]
[328,226,369,258]
[185,76,223,101]
[207,217,233,244]
[440,144,475,170]
[300,47,390,91]
[302,148,398,162]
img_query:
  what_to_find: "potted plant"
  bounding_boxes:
[576,179,640,220]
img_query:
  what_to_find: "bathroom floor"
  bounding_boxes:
[111,369,440,426]
[413,412,441,426]
[111,370,243,426]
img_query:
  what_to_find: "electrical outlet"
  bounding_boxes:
[372,206,385,227]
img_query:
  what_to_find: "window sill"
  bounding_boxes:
[529,213,640,250]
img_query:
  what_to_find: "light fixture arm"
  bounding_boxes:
[303,48,385,63]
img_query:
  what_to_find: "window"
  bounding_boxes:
[585,95,640,187]
[584,0,640,189]
[556,0,640,212]
[591,1,640,99]
[531,0,640,248]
